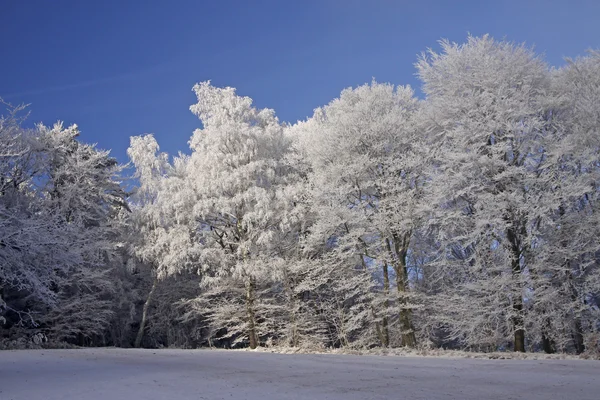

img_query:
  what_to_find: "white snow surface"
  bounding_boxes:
[0,348,598,400]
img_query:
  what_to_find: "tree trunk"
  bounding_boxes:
[572,317,585,355]
[559,203,586,355]
[245,278,258,349]
[512,293,525,352]
[541,320,556,354]
[506,220,526,353]
[358,246,385,347]
[0,284,5,328]
[529,265,555,354]
[381,262,390,347]
[135,277,157,348]
[568,272,585,354]
[388,235,417,348]
[283,269,299,347]
[564,268,586,355]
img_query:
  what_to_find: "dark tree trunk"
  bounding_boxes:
[559,203,587,355]
[245,278,258,349]
[388,234,417,348]
[507,223,526,353]
[541,321,556,354]
[512,294,526,352]
[565,269,586,355]
[381,262,390,347]
[542,334,555,354]
[283,269,299,347]
[358,243,386,348]
[572,317,585,355]
[135,277,157,348]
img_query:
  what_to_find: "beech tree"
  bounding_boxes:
[126,134,192,347]
[527,51,600,353]
[291,81,430,347]
[39,122,127,344]
[417,35,551,352]
[0,106,61,314]
[183,82,297,348]
[1,105,128,344]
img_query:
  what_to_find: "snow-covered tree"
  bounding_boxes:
[182,81,296,348]
[525,51,600,354]
[38,122,127,343]
[126,134,190,347]
[0,104,62,316]
[416,35,551,352]
[292,81,429,347]
[1,102,128,345]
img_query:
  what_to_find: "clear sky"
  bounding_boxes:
[1,0,599,163]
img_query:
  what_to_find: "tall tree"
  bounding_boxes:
[38,122,128,344]
[528,51,600,353]
[184,82,294,348]
[293,81,428,347]
[417,35,550,352]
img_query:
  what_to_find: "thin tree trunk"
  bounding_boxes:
[572,317,585,355]
[135,277,157,348]
[558,204,586,355]
[283,269,299,347]
[358,243,385,347]
[529,261,555,354]
[567,270,586,354]
[381,262,390,347]
[511,273,525,353]
[245,278,258,349]
[541,320,556,354]
[507,224,526,353]
[338,306,349,347]
[0,284,5,329]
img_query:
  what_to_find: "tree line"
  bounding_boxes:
[1,35,599,355]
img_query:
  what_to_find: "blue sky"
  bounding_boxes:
[1,0,599,163]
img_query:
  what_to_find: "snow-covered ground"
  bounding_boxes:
[1,348,598,400]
